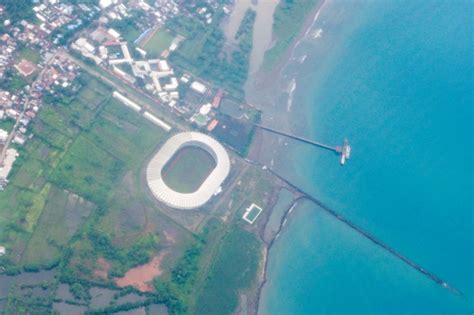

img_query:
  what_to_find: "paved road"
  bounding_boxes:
[59,50,190,132]
[0,51,58,166]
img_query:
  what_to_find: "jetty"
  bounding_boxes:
[254,124,351,165]
[249,125,462,296]
[263,166,464,297]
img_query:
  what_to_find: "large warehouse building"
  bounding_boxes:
[146,132,230,209]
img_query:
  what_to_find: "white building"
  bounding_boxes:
[107,28,121,40]
[0,129,8,143]
[0,148,19,181]
[146,132,230,210]
[191,81,207,94]
[99,0,113,9]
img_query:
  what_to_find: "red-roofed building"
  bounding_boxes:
[14,59,37,77]
[212,89,224,108]
[103,40,121,47]
[25,111,36,119]
[207,119,219,132]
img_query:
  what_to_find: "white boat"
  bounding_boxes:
[340,139,350,165]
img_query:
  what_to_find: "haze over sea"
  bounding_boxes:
[258,1,473,314]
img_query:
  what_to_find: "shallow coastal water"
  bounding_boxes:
[260,201,470,315]
[256,0,473,314]
[223,0,278,74]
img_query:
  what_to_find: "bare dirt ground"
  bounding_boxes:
[114,251,169,292]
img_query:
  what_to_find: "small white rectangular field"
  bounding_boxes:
[242,203,263,224]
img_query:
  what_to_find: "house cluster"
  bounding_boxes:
[34,0,101,42]
[182,0,232,25]
[0,89,28,189]
[195,4,216,25]
[71,14,228,133]
[14,21,45,47]
[0,55,80,189]
[39,54,80,91]
[0,92,35,148]
[73,27,184,106]
[0,34,17,80]
[33,1,76,34]
[99,0,180,28]
[7,20,53,56]
[0,50,79,190]
[98,0,130,21]
[189,86,225,132]
[148,0,180,26]
[95,0,181,56]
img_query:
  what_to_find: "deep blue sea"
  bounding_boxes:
[259,1,473,314]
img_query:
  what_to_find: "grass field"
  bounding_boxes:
[162,146,216,193]
[49,135,123,206]
[0,73,170,270]
[0,118,15,132]
[21,187,94,266]
[263,0,320,69]
[0,52,269,314]
[194,226,261,315]
[143,29,174,57]
[18,46,41,64]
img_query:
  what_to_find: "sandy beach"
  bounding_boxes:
[237,3,329,313]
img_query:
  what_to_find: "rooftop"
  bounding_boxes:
[146,132,230,210]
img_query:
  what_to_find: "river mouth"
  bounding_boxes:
[222,0,279,75]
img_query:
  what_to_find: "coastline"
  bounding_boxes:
[252,198,300,315]
[246,0,327,99]
[242,1,474,313]
[242,3,329,313]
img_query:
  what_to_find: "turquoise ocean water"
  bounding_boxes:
[259,1,473,314]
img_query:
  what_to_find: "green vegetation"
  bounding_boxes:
[22,187,94,267]
[1,0,35,24]
[18,46,42,64]
[162,146,216,193]
[245,206,262,222]
[50,135,124,206]
[0,69,28,91]
[3,281,57,314]
[0,118,16,132]
[108,12,145,43]
[195,226,261,315]
[1,28,269,313]
[264,0,320,68]
[73,229,161,278]
[167,8,256,97]
[235,9,257,40]
[151,215,262,315]
[50,8,98,46]
[0,72,167,275]
[45,79,168,280]
[143,29,174,57]
[153,220,222,314]
[70,282,91,301]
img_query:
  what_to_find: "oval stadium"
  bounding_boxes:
[146,132,230,209]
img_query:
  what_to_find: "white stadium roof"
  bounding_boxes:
[146,132,230,209]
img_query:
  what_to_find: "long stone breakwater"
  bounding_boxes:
[264,167,464,297]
